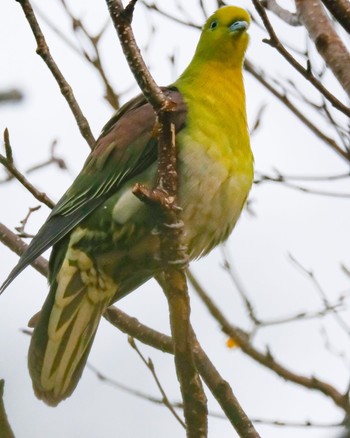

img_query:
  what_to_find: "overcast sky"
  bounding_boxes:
[1,1,349,437]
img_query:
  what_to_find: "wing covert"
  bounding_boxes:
[0,88,187,293]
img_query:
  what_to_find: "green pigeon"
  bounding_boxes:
[0,6,253,405]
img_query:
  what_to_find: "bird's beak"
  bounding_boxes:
[229,21,249,33]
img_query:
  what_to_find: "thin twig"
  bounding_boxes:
[320,326,350,368]
[289,254,350,338]
[26,139,68,174]
[58,1,120,110]
[15,205,41,238]
[220,251,346,329]
[261,0,300,26]
[254,171,350,198]
[258,305,346,328]
[106,0,173,112]
[0,222,48,277]
[140,1,201,29]
[244,60,350,163]
[0,130,54,208]
[261,169,350,182]
[0,89,23,104]
[128,337,186,428]
[221,250,260,326]
[86,361,344,429]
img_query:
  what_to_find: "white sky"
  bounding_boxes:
[1,1,349,437]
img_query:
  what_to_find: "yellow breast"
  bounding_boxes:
[176,64,254,259]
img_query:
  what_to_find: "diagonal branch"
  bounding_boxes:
[1,130,55,208]
[321,0,350,34]
[261,0,300,26]
[16,0,95,148]
[295,0,350,98]
[0,222,48,277]
[105,0,173,112]
[251,0,350,117]
[244,62,337,155]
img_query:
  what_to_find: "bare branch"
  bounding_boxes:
[261,0,300,26]
[255,171,350,198]
[15,205,41,238]
[86,362,173,404]
[252,417,344,428]
[289,254,350,338]
[0,223,48,277]
[128,337,186,428]
[244,60,350,163]
[159,272,208,437]
[321,0,350,34]
[3,129,13,165]
[251,0,350,118]
[264,169,350,182]
[0,89,23,104]
[0,130,55,208]
[221,251,260,327]
[16,0,95,148]
[295,0,350,98]
[87,362,344,430]
[26,139,68,174]
[57,1,120,110]
[106,0,173,112]
[140,1,201,29]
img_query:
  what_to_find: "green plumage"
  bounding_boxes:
[0,6,253,405]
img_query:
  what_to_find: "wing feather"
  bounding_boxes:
[0,88,187,293]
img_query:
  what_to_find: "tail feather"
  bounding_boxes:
[28,249,117,406]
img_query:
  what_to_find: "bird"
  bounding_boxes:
[0,5,253,406]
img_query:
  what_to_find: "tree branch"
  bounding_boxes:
[0,222,48,277]
[16,0,95,148]
[261,0,300,26]
[105,1,205,436]
[295,0,350,98]
[321,0,350,34]
[105,0,173,112]
[251,0,350,117]
[1,130,55,208]
[128,337,186,428]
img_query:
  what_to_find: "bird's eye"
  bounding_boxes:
[210,20,218,30]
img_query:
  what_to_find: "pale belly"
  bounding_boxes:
[178,139,253,259]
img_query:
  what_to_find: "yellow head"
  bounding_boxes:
[194,6,250,67]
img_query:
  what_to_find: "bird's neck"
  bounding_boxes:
[175,59,248,145]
